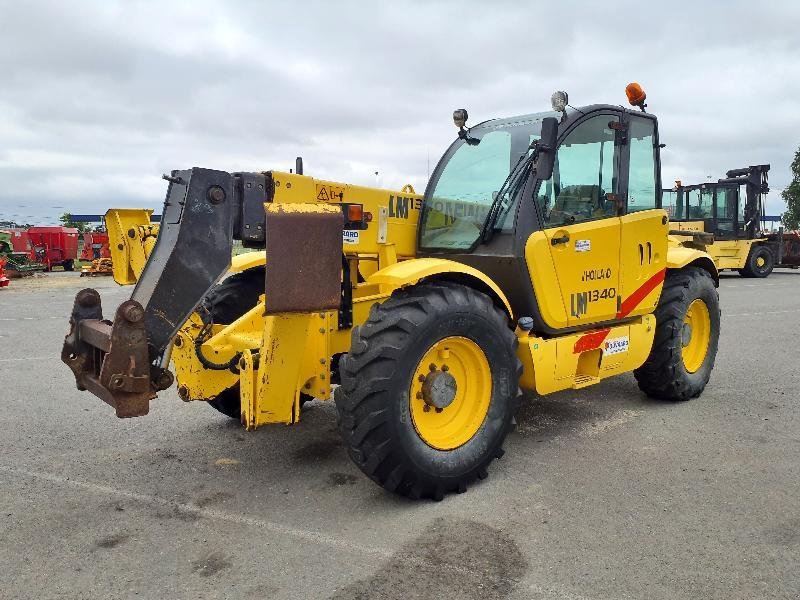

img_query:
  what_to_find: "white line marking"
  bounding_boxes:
[0,466,595,599]
[0,464,392,558]
[725,308,800,317]
[721,282,796,288]
[0,316,64,321]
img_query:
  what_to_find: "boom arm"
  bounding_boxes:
[62,167,318,416]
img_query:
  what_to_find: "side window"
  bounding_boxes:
[627,117,657,212]
[688,188,713,219]
[538,115,618,228]
[663,189,684,219]
[715,186,737,234]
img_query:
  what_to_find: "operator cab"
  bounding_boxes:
[662,165,770,240]
[418,86,665,334]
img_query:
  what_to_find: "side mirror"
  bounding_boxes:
[535,117,559,180]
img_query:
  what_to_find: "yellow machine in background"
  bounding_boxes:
[664,165,788,278]
[63,85,721,500]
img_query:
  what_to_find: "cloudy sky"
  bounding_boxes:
[1,0,798,225]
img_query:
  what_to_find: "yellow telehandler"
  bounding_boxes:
[63,84,721,499]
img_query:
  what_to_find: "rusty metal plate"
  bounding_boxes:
[265,204,343,314]
[62,290,158,418]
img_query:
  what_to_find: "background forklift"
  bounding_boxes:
[663,165,795,277]
[62,85,721,500]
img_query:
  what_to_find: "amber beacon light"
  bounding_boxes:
[625,82,647,111]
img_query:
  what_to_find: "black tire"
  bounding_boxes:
[738,245,774,278]
[202,266,312,418]
[634,267,720,401]
[63,259,74,272]
[335,282,521,500]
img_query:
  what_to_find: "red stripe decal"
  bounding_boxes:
[616,268,666,320]
[572,269,666,355]
[573,328,611,353]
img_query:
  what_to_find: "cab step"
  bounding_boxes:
[573,374,600,389]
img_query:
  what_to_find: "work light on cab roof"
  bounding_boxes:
[625,82,647,111]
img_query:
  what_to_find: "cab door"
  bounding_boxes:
[527,113,623,328]
[618,113,668,320]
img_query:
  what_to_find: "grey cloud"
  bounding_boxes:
[0,0,798,223]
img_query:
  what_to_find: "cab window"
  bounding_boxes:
[420,130,512,250]
[687,188,713,219]
[537,115,619,228]
[715,186,738,234]
[663,189,685,220]
[627,117,657,212]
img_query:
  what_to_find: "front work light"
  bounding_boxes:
[551,91,568,113]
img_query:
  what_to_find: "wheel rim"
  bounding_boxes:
[756,255,766,268]
[409,336,492,450]
[681,299,711,373]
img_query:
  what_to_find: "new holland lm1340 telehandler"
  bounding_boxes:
[63,84,721,500]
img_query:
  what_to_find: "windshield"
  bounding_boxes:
[419,112,554,251]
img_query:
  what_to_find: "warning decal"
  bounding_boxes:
[317,187,329,201]
[603,336,629,355]
[343,230,360,245]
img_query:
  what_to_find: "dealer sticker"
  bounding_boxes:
[343,230,360,245]
[575,239,591,252]
[603,336,629,355]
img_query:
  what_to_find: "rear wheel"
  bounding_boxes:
[335,282,521,500]
[634,267,720,401]
[202,266,312,418]
[738,245,774,278]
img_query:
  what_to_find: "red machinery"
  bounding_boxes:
[4,228,33,254]
[80,232,111,261]
[26,226,79,271]
[0,257,9,288]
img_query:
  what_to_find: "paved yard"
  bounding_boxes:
[1,270,798,599]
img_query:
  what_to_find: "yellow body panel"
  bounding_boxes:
[524,232,569,328]
[105,209,158,285]
[618,210,669,319]
[271,171,422,258]
[526,209,668,330]
[704,239,756,270]
[666,242,719,282]
[671,220,705,233]
[241,311,334,428]
[517,315,656,395]
[229,252,266,272]
[538,218,621,327]
[366,257,514,318]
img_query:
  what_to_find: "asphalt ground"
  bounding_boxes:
[1,270,798,599]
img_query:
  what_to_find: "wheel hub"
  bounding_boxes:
[409,336,492,451]
[421,368,457,409]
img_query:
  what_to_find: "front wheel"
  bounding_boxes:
[335,282,521,500]
[634,267,720,401]
[738,245,774,278]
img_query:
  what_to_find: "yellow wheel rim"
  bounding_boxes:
[756,256,766,268]
[409,336,492,450]
[681,299,711,373]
